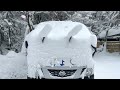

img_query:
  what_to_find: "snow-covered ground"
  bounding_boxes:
[0,51,120,79]
[94,52,120,79]
[0,51,27,79]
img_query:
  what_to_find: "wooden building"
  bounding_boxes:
[97,34,120,53]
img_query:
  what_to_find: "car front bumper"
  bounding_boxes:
[40,66,94,79]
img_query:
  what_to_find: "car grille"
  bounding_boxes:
[48,69,77,77]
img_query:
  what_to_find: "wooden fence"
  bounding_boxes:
[97,41,120,53]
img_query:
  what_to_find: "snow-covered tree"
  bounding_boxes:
[0,11,27,54]
[70,11,120,52]
[0,11,120,54]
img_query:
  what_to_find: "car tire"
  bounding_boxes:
[27,76,45,79]
[84,74,94,79]
[27,76,36,79]
[90,74,94,79]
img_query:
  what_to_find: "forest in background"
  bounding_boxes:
[0,11,120,55]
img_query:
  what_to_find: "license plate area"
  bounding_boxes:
[41,66,87,79]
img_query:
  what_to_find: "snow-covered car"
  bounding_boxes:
[21,21,97,79]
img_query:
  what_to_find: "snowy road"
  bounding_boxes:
[0,51,120,79]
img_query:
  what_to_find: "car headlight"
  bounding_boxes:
[85,68,93,76]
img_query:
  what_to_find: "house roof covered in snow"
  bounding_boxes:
[99,27,120,38]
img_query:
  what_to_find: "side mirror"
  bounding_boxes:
[91,45,97,57]
[25,41,28,49]
[90,34,97,47]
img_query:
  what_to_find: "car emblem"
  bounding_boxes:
[59,70,66,77]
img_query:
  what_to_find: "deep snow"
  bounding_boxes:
[0,51,120,79]
[22,21,97,78]
[0,51,27,79]
[94,52,120,79]
[0,21,119,79]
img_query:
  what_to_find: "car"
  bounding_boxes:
[21,21,97,79]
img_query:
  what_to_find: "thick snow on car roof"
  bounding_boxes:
[27,21,91,39]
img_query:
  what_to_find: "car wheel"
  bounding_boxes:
[84,74,94,79]
[27,76,36,79]
[90,74,94,79]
